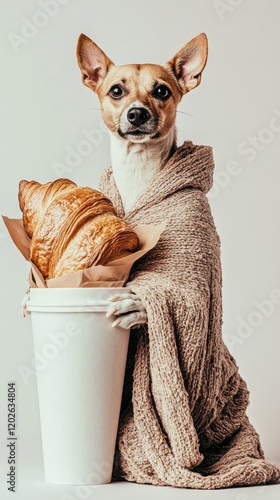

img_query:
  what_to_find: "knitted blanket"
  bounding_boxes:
[99,141,280,489]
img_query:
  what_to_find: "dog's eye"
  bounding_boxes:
[153,85,171,101]
[108,84,124,99]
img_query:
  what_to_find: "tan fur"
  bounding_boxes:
[91,64,182,139]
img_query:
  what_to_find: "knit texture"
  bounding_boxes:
[99,141,280,489]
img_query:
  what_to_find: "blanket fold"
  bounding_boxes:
[99,140,280,489]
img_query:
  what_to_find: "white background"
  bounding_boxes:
[0,1,280,499]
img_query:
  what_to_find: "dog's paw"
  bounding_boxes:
[21,290,30,318]
[106,292,147,329]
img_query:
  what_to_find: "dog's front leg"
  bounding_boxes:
[106,289,147,329]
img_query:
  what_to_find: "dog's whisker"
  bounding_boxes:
[79,107,102,111]
[176,110,198,119]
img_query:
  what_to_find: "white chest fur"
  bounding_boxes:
[109,130,176,213]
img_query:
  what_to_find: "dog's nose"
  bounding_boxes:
[127,107,151,126]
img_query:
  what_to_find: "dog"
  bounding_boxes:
[76,33,208,330]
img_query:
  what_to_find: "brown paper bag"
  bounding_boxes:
[2,216,166,288]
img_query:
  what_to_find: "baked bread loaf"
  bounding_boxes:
[18,178,139,279]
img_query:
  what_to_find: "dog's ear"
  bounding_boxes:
[166,33,208,94]
[76,34,114,92]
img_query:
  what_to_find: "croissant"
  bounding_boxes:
[18,178,139,279]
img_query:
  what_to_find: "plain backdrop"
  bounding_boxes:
[0,1,280,499]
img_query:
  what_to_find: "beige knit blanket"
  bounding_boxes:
[99,141,280,489]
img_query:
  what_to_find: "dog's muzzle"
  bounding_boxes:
[118,105,159,140]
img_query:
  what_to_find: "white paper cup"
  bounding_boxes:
[27,287,130,485]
